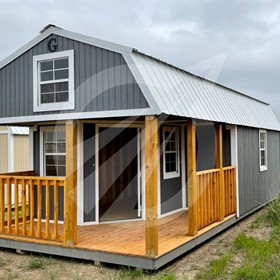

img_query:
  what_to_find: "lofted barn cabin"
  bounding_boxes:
[0,25,279,269]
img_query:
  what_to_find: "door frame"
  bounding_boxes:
[77,121,145,225]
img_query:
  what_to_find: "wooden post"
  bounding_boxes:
[145,115,159,257]
[64,120,77,246]
[215,123,225,222]
[187,120,198,236]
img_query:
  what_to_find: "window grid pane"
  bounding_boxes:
[39,58,69,104]
[44,130,66,176]
[259,131,267,169]
[164,128,179,177]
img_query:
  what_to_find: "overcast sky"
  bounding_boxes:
[0,0,280,120]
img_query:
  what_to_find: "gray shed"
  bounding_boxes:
[0,25,279,270]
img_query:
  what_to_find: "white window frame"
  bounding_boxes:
[163,126,180,179]
[33,50,75,112]
[259,129,268,172]
[40,126,66,177]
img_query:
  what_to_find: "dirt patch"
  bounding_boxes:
[0,208,270,280]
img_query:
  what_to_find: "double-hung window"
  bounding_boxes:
[33,50,75,112]
[163,127,180,179]
[41,128,66,177]
[259,130,267,172]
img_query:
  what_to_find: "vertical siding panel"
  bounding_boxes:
[84,44,91,111]
[90,46,97,111]
[19,56,24,116]
[96,48,103,110]
[102,49,109,111]
[79,43,86,111]
[108,51,115,110]
[127,65,134,109]
[134,83,141,108]
[121,57,128,109]
[115,54,122,110]
[1,69,6,117]
[9,64,13,117]
[74,40,81,111]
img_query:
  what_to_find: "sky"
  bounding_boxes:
[0,0,280,120]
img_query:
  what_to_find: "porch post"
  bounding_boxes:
[64,120,77,245]
[215,123,225,222]
[187,119,198,236]
[145,115,159,257]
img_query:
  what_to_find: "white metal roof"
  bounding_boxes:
[8,126,29,135]
[128,51,280,131]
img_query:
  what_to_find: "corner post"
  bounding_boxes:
[187,119,198,236]
[64,120,77,245]
[145,115,159,257]
[215,123,225,222]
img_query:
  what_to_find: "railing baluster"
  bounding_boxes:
[45,180,50,239]
[29,179,34,237]
[14,179,19,234]
[0,178,4,232]
[22,179,26,235]
[37,179,42,238]
[54,180,58,239]
[7,178,12,234]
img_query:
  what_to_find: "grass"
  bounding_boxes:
[0,256,6,267]
[197,252,233,279]
[196,195,280,280]
[26,257,45,270]
[117,268,176,280]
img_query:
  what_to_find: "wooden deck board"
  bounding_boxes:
[0,211,236,258]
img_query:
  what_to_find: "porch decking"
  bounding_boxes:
[0,210,235,258]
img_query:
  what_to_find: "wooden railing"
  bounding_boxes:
[196,166,236,230]
[0,175,65,242]
[224,167,236,216]
[196,169,220,230]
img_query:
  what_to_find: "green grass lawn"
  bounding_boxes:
[196,196,280,280]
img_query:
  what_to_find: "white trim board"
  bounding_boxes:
[33,50,75,112]
[0,108,154,125]
[230,125,240,217]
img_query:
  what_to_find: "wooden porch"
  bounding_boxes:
[0,118,237,265]
[0,210,235,258]
[0,165,236,256]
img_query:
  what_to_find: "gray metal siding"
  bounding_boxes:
[160,126,182,215]
[196,125,216,171]
[0,34,148,118]
[196,124,231,171]
[238,127,280,215]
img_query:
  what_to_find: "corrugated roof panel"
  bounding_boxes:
[9,126,29,135]
[130,52,280,131]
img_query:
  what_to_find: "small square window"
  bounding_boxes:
[33,50,75,112]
